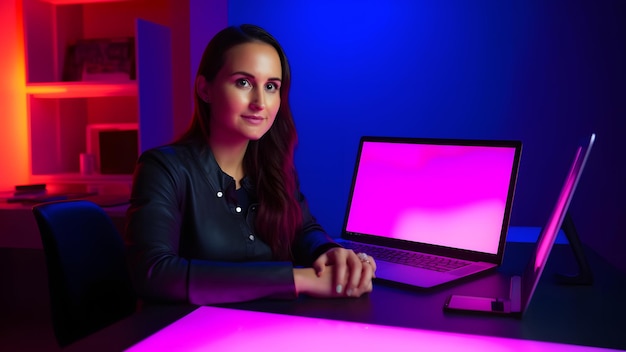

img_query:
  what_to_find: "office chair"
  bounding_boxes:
[32,199,137,347]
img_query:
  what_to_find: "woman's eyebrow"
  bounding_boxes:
[230,71,282,82]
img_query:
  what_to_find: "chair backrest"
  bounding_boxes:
[32,199,136,347]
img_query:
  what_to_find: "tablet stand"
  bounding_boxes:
[555,212,593,285]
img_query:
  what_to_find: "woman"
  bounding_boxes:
[125,24,376,305]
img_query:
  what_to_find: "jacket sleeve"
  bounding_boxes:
[291,191,342,266]
[125,148,297,306]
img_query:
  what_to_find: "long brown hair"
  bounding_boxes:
[177,24,302,260]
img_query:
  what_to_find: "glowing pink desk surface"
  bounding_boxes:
[126,306,616,352]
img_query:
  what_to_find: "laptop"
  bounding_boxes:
[338,136,523,288]
[443,133,596,317]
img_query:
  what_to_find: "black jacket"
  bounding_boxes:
[125,141,339,305]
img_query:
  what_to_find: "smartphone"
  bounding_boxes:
[443,294,511,315]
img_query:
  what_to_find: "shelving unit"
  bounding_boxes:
[22,0,173,193]
[25,82,138,99]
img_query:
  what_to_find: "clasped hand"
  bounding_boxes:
[294,247,377,298]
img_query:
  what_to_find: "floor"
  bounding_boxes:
[0,248,62,351]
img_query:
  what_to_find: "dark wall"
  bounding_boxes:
[228,0,626,272]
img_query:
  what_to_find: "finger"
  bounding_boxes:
[351,253,374,293]
[357,259,374,291]
[345,252,363,297]
[312,255,328,277]
[357,253,377,278]
[333,250,350,295]
[369,257,377,278]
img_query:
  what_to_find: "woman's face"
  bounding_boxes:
[200,41,282,144]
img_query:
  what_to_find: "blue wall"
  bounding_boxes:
[228,0,626,271]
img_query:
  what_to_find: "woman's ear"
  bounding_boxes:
[196,75,211,103]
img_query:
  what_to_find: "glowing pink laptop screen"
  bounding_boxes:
[345,139,520,255]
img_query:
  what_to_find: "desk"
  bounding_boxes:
[64,241,626,351]
[0,198,128,249]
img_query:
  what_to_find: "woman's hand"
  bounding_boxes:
[299,247,376,298]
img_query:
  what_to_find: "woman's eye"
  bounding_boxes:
[236,79,251,88]
[265,82,280,92]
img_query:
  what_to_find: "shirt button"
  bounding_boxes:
[248,234,255,241]
[216,191,223,198]
[235,206,242,213]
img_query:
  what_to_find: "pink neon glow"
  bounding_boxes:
[534,147,582,272]
[346,142,516,254]
[127,306,610,351]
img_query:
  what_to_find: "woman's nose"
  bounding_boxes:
[250,90,265,111]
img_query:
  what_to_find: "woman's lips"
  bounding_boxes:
[242,115,265,125]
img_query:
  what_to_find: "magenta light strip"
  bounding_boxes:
[126,306,616,352]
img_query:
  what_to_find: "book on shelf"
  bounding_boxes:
[63,37,136,82]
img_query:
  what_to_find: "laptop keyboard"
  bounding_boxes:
[345,242,472,272]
